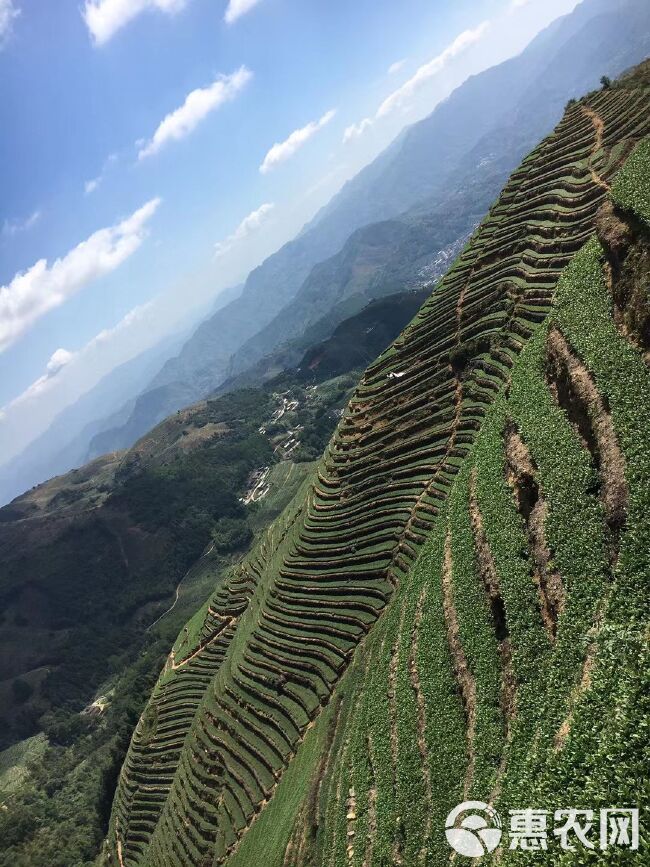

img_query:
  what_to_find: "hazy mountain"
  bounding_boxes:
[92,0,650,456]
[224,0,650,380]
[0,333,186,508]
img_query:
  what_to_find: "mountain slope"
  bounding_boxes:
[105,69,650,866]
[225,0,650,383]
[99,0,650,456]
[0,331,186,508]
[0,277,426,867]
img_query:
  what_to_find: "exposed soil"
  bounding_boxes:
[346,786,357,864]
[546,328,628,556]
[554,650,596,751]
[505,427,565,640]
[580,106,609,191]
[596,200,650,360]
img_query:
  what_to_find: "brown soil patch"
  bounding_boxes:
[581,106,609,191]
[346,786,357,864]
[554,650,596,751]
[505,427,565,640]
[546,328,628,554]
[597,200,650,361]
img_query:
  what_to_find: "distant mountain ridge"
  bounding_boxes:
[0,333,184,507]
[92,0,650,460]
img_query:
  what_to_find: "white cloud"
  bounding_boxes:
[388,59,406,75]
[84,153,118,195]
[224,0,263,24]
[46,348,75,375]
[0,198,160,353]
[0,0,19,47]
[259,109,336,174]
[377,22,490,118]
[343,118,373,144]
[138,66,252,159]
[214,202,274,258]
[2,209,41,238]
[510,0,532,8]
[85,177,101,195]
[344,22,490,142]
[83,0,187,46]
[1,304,153,413]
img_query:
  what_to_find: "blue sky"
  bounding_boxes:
[0,0,580,462]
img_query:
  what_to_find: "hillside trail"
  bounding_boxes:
[146,540,215,632]
[115,825,126,867]
[168,616,237,670]
[581,105,610,191]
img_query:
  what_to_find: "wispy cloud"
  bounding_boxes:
[259,109,336,174]
[84,153,118,196]
[1,304,153,413]
[214,202,274,258]
[2,209,41,238]
[344,22,490,142]
[377,22,490,117]
[509,0,532,9]
[138,66,252,160]
[388,58,406,75]
[343,117,373,144]
[0,0,19,48]
[83,0,187,46]
[0,198,160,353]
[224,0,263,24]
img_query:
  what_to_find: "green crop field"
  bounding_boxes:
[104,69,650,867]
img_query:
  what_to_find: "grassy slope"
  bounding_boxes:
[105,74,650,867]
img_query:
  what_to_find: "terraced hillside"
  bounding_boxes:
[106,69,650,867]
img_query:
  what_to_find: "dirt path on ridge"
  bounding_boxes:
[581,105,610,191]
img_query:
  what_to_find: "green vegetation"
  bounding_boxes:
[0,363,366,866]
[104,72,650,867]
[0,231,433,867]
[611,137,650,225]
